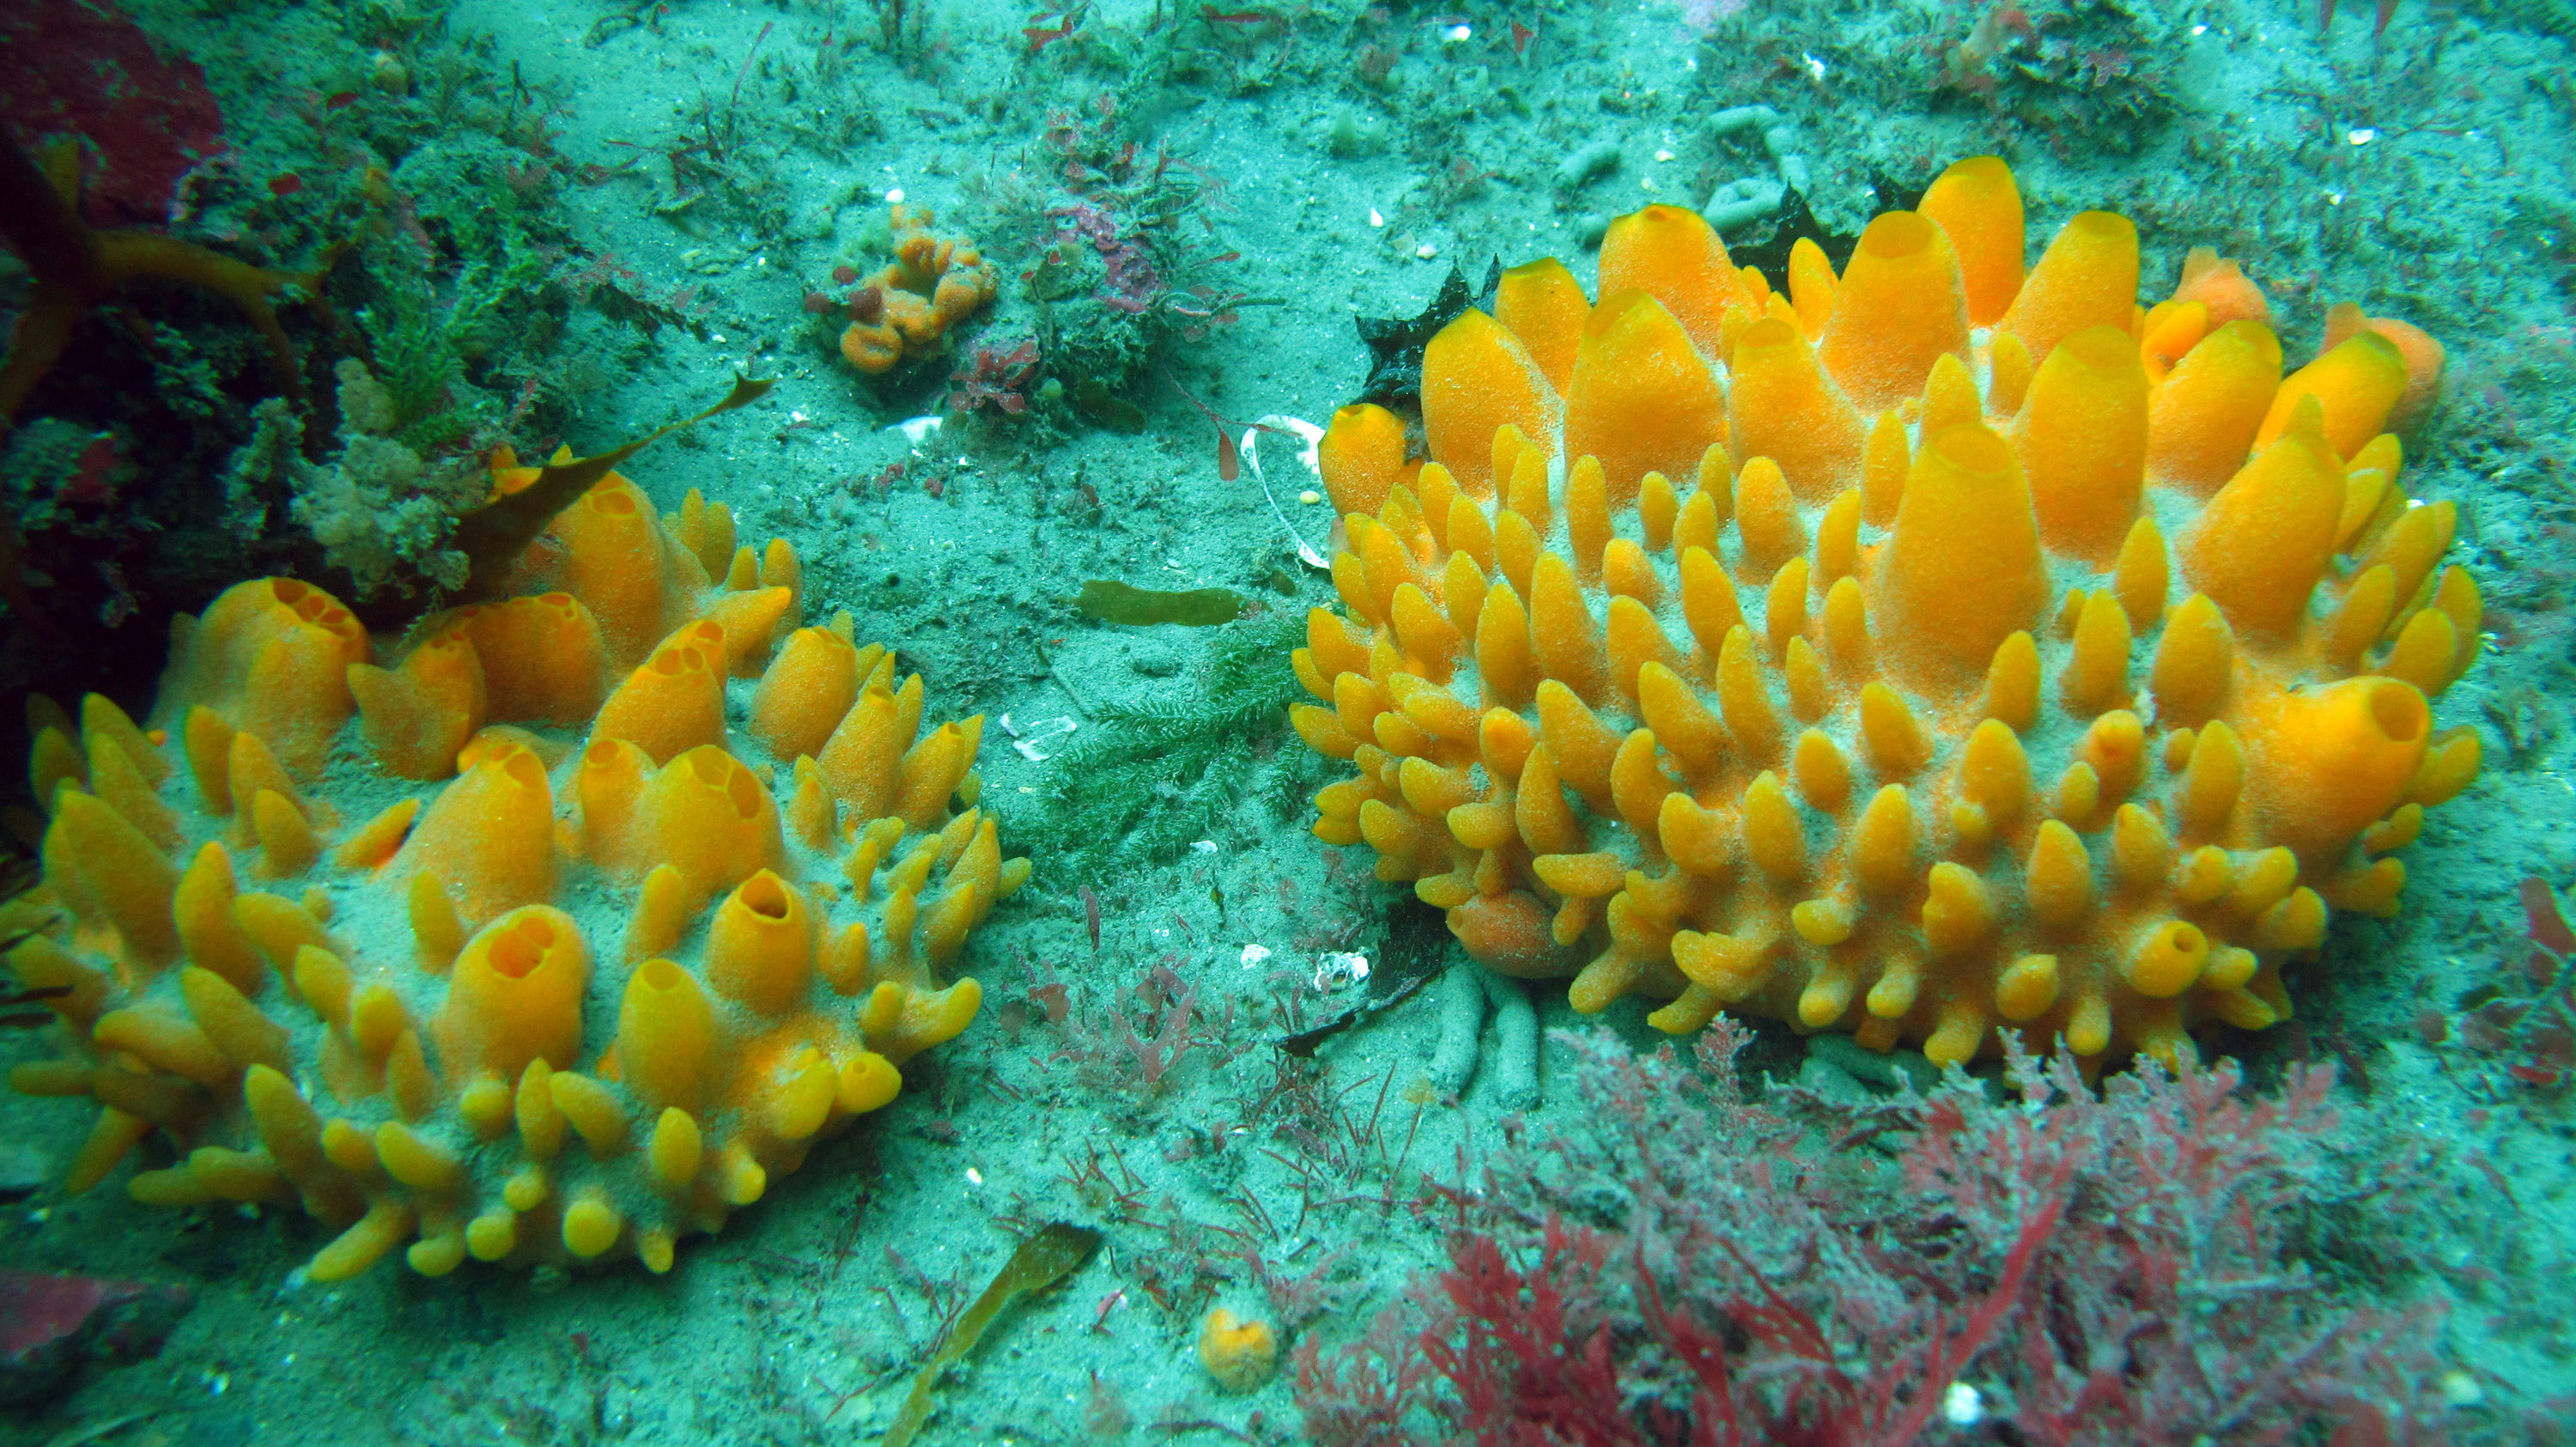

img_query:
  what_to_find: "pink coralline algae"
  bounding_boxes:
[1047,202,1163,314]
[0,0,229,226]
[948,339,1042,416]
[0,1270,195,1407]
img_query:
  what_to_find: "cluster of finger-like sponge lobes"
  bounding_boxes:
[9,464,1026,1280]
[835,204,1000,376]
[1294,155,2476,1067]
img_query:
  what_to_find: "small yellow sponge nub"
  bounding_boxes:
[1303,155,2473,1069]
[9,463,1026,1280]
[1197,1308,1280,1394]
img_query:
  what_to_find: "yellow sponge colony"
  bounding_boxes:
[1295,156,2478,1067]
[9,465,1027,1280]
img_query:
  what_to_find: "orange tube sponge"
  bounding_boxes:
[699,586,795,678]
[1290,158,2476,1070]
[457,592,609,727]
[1320,403,1411,518]
[2320,301,2445,436]
[631,745,786,912]
[1561,290,1727,507]
[433,906,591,1085]
[1726,316,1866,503]
[2239,677,2431,863]
[2178,400,2346,640]
[814,688,898,823]
[2172,246,2272,330]
[592,621,728,765]
[394,741,559,926]
[892,718,985,830]
[8,470,1022,1282]
[349,626,488,781]
[2012,325,2149,563]
[1868,424,2049,689]
[1495,258,1590,393]
[158,578,368,779]
[1917,155,2023,327]
[2257,329,2408,459]
[2146,320,2281,496]
[841,322,902,374]
[670,488,737,581]
[1999,210,2140,367]
[1422,310,1561,497]
[705,870,815,1015]
[1198,1308,1280,1394]
[43,789,182,971]
[544,472,688,669]
[1597,204,1749,359]
[1817,211,1971,414]
[614,958,718,1111]
[750,626,864,763]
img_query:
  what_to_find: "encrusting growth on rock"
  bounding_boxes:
[9,459,1026,1279]
[1295,155,2474,1068]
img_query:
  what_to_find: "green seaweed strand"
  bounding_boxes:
[879,1221,1102,1447]
[1075,578,1249,626]
[447,374,773,602]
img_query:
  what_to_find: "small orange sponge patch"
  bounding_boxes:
[1295,156,2478,1067]
[9,467,1027,1280]
[837,204,1000,376]
[1198,1307,1280,1393]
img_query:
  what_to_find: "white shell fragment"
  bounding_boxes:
[1242,413,1331,569]
[1314,951,1371,993]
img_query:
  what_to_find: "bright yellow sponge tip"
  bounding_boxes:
[562,1191,623,1259]
[8,468,1022,1280]
[1304,156,2472,1067]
